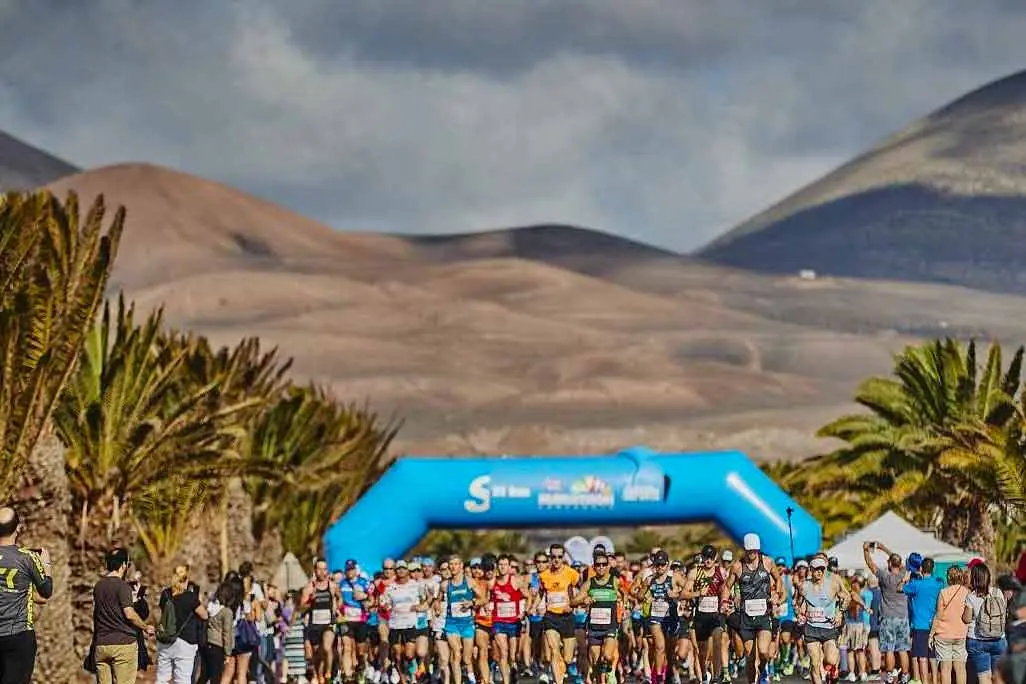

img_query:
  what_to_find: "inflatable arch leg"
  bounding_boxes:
[323,447,821,571]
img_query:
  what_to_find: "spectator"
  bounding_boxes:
[155,565,207,684]
[93,547,155,684]
[224,571,260,684]
[966,562,1007,684]
[868,573,884,677]
[201,576,238,684]
[126,572,151,674]
[931,566,971,684]
[864,542,912,683]
[0,506,54,684]
[907,557,942,684]
[842,574,873,681]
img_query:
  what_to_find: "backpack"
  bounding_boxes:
[156,599,180,644]
[977,588,1008,640]
[156,592,193,644]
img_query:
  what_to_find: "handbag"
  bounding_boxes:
[235,617,261,651]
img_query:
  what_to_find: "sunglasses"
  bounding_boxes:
[594,562,609,568]
[550,554,564,560]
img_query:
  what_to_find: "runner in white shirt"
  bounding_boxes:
[381,561,429,684]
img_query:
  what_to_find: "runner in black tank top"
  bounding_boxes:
[721,534,783,684]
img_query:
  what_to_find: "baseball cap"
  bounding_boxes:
[422,557,435,567]
[721,550,734,562]
[701,545,717,559]
[810,557,828,570]
[743,533,761,551]
[795,559,809,569]
[409,561,422,571]
[653,550,670,565]
[345,559,358,570]
[395,560,408,569]
[775,556,787,567]
[968,558,984,569]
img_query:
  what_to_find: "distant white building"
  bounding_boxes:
[798,269,817,280]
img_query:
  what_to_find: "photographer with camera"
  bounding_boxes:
[0,506,54,684]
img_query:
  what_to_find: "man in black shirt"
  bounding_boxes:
[0,506,54,684]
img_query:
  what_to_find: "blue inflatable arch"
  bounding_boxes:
[323,447,821,571]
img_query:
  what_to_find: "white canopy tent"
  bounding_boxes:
[824,511,976,570]
[272,552,309,593]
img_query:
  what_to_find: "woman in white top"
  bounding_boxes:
[964,562,1007,684]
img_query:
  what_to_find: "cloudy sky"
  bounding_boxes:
[1,0,1025,251]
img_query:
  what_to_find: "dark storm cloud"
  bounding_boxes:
[1,0,1025,248]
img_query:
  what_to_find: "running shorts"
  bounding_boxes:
[388,627,419,646]
[493,622,521,638]
[543,612,576,640]
[444,620,475,640]
[804,625,839,644]
[739,614,773,642]
[587,628,618,645]
[693,613,724,641]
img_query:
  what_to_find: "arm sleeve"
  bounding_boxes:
[23,551,54,599]
[118,582,134,609]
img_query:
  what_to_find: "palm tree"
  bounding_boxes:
[414,530,530,559]
[243,384,401,559]
[804,338,1023,556]
[172,334,292,573]
[0,191,123,682]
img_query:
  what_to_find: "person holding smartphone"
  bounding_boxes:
[0,507,54,684]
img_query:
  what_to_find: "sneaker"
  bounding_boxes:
[846,674,857,682]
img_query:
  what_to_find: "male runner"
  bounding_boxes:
[796,556,851,684]
[437,556,487,684]
[635,549,686,684]
[380,560,430,684]
[339,559,374,683]
[573,551,627,684]
[301,559,343,684]
[684,545,729,683]
[492,554,531,684]
[721,534,784,684]
[537,543,580,684]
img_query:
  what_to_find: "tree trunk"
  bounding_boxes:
[14,428,78,684]
[939,496,996,559]
[225,478,256,574]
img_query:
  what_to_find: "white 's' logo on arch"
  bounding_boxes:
[464,476,491,513]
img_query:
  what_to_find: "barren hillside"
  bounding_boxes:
[0,131,77,190]
[45,163,1026,461]
[698,69,1026,293]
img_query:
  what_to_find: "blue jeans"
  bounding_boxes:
[967,637,1006,674]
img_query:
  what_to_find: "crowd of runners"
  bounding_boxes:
[290,534,1026,684]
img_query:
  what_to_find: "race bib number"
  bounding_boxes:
[807,607,827,622]
[744,599,768,617]
[698,596,719,613]
[312,608,332,625]
[650,600,670,618]
[548,592,569,609]
[343,606,363,620]
[496,602,517,619]
[450,602,472,618]
[396,602,415,614]
[590,607,612,625]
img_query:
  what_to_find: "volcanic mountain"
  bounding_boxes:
[41,163,1026,460]
[0,131,78,190]
[698,69,1026,294]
